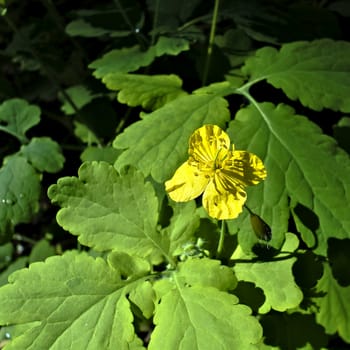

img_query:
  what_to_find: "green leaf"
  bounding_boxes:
[103,73,187,110]
[0,257,27,287]
[232,233,303,313]
[66,19,130,38]
[0,251,145,349]
[0,242,12,270]
[129,281,155,319]
[113,93,230,182]
[0,98,40,143]
[0,156,40,239]
[73,121,100,145]
[80,146,121,164]
[161,201,200,257]
[19,137,65,173]
[177,258,237,291]
[28,239,56,264]
[242,39,350,112]
[150,279,262,349]
[48,162,166,262]
[228,102,350,256]
[314,263,350,343]
[107,252,150,279]
[60,85,95,115]
[90,36,189,78]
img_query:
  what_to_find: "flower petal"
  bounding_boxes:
[165,162,209,202]
[189,125,231,166]
[222,150,267,188]
[202,180,247,220]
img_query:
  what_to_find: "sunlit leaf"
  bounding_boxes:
[228,102,350,255]
[232,233,303,313]
[242,39,350,112]
[103,73,187,110]
[0,251,145,349]
[161,201,200,257]
[0,98,40,143]
[0,156,40,239]
[113,93,230,182]
[20,137,65,173]
[150,261,261,349]
[177,258,237,291]
[48,162,165,262]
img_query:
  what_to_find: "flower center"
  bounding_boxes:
[213,148,227,171]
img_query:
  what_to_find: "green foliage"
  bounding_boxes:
[241,39,350,112]
[227,102,350,256]
[48,162,163,261]
[19,137,65,173]
[0,1,350,349]
[0,157,40,238]
[113,93,230,182]
[232,233,303,313]
[90,36,189,78]
[103,73,187,110]
[0,99,40,143]
[0,99,64,240]
[315,263,350,343]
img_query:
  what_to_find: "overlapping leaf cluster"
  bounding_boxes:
[0,1,350,349]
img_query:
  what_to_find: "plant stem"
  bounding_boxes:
[217,220,226,257]
[150,0,160,46]
[202,0,220,86]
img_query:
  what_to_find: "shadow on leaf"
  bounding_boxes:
[327,238,350,287]
[232,281,265,314]
[260,312,328,350]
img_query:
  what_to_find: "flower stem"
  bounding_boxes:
[202,0,220,86]
[217,220,226,257]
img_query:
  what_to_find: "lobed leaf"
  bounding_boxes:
[150,276,262,349]
[103,73,187,110]
[113,93,230,182]
[0,251,145,350]
[228,102,350,255]
[19,137,65,173]
[177,258,237,291]
[0,98,40,143]
[232,233,303,313]
[48,162,165,261]
[90,36,189,78]
[242,39,350,112]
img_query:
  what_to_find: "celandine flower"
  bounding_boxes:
[165,124,267,220]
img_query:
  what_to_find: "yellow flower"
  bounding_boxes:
[165,124,267,220]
